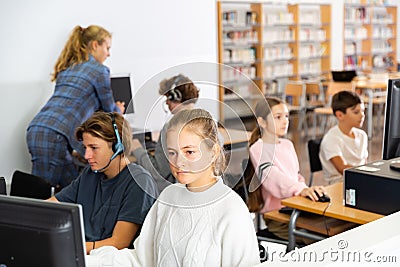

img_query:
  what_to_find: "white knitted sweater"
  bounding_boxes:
[87,178,260,267]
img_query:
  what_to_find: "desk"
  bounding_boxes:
[354,80,387,139]
[281,182,384,251]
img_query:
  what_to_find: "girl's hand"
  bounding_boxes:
[300,186,327,201]
[116,101,125,114]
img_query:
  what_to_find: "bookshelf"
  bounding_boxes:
[217,1,262,124]
[262,4,296,82]
[344,3,397,72]
[289,4,331,80]
[217,2,331,124]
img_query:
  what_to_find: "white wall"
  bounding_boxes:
[0,0,218,182]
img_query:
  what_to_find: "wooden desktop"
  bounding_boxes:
[265,182,384,251]
[282,182,383,224]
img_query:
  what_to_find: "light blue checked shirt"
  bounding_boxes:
[28,55,120,155]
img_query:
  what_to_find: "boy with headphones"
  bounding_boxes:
[132,74,199,193]
[48,111,158,254]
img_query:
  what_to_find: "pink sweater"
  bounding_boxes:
[249,138,307,213]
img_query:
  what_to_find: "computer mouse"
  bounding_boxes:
[317,193,331,203]
[307,190,331,202]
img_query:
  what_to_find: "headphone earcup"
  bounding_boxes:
[168,90,177,102]
[175,89,182,102]
[166,75,184,102]
[110,112,125,161]
[111,142,124,160]
[168,88,182,102]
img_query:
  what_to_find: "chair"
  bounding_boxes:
[313,81,355,135]
[0,177,6,195]
[238,159,289,247]
[307,138,323,186]
[284,81,307,134]
[10,170,54,199]
[305,81,325,110]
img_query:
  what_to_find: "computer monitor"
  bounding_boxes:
[331,70,357,82]
[0,195,86,267]
[382,78,400,160]
[110,74,134,114]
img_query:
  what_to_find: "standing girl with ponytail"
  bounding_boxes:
[27,25,125,188]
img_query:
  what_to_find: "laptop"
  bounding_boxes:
[110,74,134,114]
[331,70,357,82]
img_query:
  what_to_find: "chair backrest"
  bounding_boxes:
[10,170,53,199]
[305,82,322,95]
[325,81,355,105]
[307,138,323,186]
[327,81,355,93]
[305,81,325,107]
[240,158,250,203]
[284,81,306,107]
[0,177,6,195]
[308,138,323,172]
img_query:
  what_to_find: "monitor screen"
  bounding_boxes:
[382,78,400,160]
[0,195,86,267]
[110,75,134,114]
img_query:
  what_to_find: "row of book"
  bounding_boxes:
[223,48,256,64]
[222,10,257,27]
[345,26,393,42]
[222,66,256,82]
[298,60,322,75]
[264,46,293,62]
[298,44,326,59]
[299,29,326,42]
[298,7,321,25]
[344,27,368,40]
[263,29,294,44]
[264,11,294,26]
[264,63,293,78]
[223,30,258,45]
[345,6,393,24]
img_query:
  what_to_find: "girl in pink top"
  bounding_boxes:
[245,97,326,240]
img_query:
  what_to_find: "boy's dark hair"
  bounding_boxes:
[331,91,362,115]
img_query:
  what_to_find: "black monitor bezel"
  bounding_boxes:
[0,195,86,266]
[382,78,400,160]
[110,74,134,114]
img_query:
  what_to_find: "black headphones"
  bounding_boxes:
[166,75,184,102]
[110,112,124,160]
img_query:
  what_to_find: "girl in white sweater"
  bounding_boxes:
[86,108,260,267]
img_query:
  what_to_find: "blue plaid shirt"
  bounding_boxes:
[28,55,120,155]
